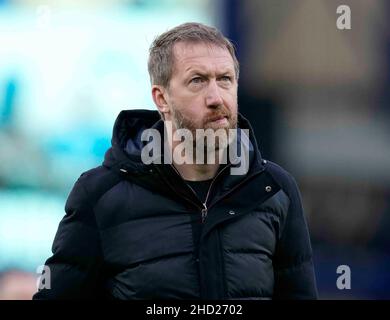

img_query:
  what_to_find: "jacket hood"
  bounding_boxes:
[103,109,265,175]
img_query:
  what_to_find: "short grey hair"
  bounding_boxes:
[148,22,240,88]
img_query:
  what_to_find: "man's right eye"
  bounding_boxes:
[190,77,203,84]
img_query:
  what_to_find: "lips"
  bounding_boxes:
[208,114,228,122]
[210,116,226,122]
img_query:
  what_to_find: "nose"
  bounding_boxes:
[205,80,223,108]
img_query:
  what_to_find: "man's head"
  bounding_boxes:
[149,22,239,136]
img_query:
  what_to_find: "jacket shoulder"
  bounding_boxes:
[66,166,123,220]
[263,160,300,201]
[77,165,123,198]
[78,165,113,184]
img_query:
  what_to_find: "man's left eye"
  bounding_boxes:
[219,76,231,82]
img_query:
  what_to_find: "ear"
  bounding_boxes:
[152,85,170,118]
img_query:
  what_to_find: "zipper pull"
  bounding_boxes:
[201,204,208,223]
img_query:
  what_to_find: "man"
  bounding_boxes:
[33,22,318,300]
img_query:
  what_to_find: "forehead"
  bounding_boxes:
[172,41,235,74]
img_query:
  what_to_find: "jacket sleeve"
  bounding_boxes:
[33,175,105,299]
[272,174,318,299]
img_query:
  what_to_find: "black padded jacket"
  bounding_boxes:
[33,110,318,300]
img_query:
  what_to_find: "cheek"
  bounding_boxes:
[224,91,238,110]
[182,97,206,115]
[172,99,204,122]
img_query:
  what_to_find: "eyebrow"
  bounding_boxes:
[185,68,235,77]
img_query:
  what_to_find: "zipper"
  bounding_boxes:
[164,165,203,210]
[170,163,232,223]
[157,163,266,224]
[199,164,231,223]
[201,204,208,223]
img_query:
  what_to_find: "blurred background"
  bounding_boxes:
[0,0,389,299]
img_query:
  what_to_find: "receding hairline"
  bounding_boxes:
[167,40,236,83]
[172,39,234,56]
[172,40,235,63]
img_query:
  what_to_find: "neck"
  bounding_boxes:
[165,124,228,181]
[173,162,220,181]
[170,138,222,181]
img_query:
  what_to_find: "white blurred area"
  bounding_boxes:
[0,0,215,295]
[0,0,213,137]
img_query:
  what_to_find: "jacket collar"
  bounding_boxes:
[103,109,266,197]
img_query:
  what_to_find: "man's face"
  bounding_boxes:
[164,41,238,136]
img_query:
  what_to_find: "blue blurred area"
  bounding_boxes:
[0,189,65,271]
[313,244,390,299]
[0,0,213,279]
[0,77,17,126]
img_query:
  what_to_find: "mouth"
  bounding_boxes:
[209,115,228,124]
